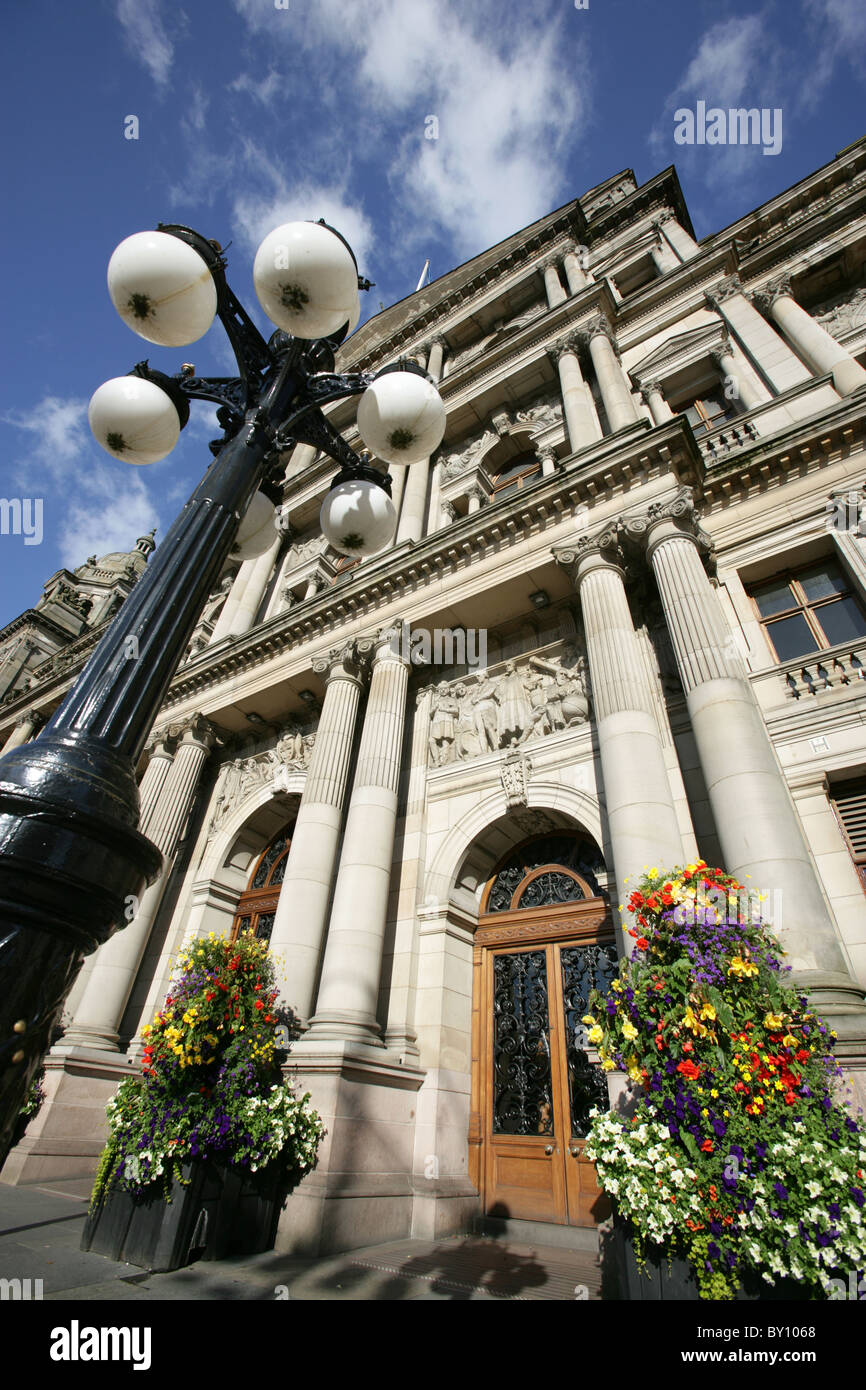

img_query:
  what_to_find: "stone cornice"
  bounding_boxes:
[156,420,700,710]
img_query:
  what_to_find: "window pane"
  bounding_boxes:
[753,578,797,618]
[799,564,848,602]
[815,596,866,647]
[766,613,820,661]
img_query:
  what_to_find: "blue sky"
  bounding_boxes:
[1,0,864,628]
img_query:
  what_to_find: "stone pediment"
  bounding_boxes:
[629,322,725,383]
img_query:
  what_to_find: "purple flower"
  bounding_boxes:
[774,1182,788,1201]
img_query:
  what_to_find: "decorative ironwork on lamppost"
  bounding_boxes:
[0,219,446,1161]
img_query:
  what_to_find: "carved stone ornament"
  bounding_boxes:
[426,644,590,769]
[207,715,319,837]
[500,751,532,809]
[757,275,794,311]
[814,287,866,339]
[620,485,714,558]
[705,274,745,309]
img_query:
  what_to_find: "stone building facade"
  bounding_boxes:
[3,139,866,1255]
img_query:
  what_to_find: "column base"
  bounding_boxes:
[301,1007,386,1050]
[793,970,866,1047]
[53,1026,123,1054]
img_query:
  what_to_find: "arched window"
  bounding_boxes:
[481,832,606,913]
[488,450,543,499]
[231,823,293,946]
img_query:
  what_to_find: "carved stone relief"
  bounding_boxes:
[207,717,318,837]
[426,642,590,767]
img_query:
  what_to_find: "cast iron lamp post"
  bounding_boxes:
[0,219,446,1162]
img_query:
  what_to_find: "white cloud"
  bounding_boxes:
[2,396,162,570]
[115,0,174,88]
[807,0,866,97]
[230,0,591,262]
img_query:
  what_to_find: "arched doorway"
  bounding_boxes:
[471,832,617,1228]
[230,821,293,946]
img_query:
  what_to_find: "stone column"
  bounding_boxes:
[395,339,446,545]
[209,563,249,643]
[639,381,674,425]
[540,451,557,477]
[654,210,700,262]
[60,717,215,1052]
[268,640,371,1023]
[650,237,679,275]
[711,337,770,411]
[707,276,811,394]
[466,485,485,515]
[426,459,444,534]
[627,489,866,1044]
[1,707,45,753]
[302,630,411,1048]
[440,498,457,529]
[562,241,590,293]
[760,276,866,397]
[541,255,567,308]
[584,317,641,432]
[548,337,603,452]
[555,534,685,937]
[228,533,282,636]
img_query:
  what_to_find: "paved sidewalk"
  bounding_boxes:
[0,1180,603,1301]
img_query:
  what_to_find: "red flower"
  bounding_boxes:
[229,956,240,971]
[701,1140,714,1153]
[205,992,215,1002]
[254,1000,264,1011]
[635,937,649,951]
[677,1059,701,1080]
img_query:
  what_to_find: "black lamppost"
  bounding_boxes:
[0,219,446,1162]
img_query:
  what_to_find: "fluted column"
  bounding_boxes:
[707,276,810,393]
[556,535,685,937]
[209,562,250,643]
[548,338,603,452]
[761,276,866,397]
[302,630,411,1048]
[584,317,640,432]
[654,210,700,262]
[269,640,370,1023]
[395,339,445,544]
[541,255,567,308]
[639,381,674,425]
[228,533,282,636]
[628,489,866,1044]
[60,717,215,1051]
[562,241,590,293]
[1,708,45,753]
[711,337,770,411]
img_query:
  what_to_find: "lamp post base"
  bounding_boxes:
[0,733,161,1165]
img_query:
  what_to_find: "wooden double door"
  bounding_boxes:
[471,906,618,1228]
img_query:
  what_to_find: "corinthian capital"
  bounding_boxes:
[546,333,582,366]
[620,486,713,559]
[578,314,621,359]
[757,274,794,310]
[313,638,369,685]
[553,522,624,583]
[705,274,745,310]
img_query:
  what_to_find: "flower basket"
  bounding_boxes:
[584,863,866,1300]
[84,931,324,1271]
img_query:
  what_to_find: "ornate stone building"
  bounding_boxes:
[4,139,866,1255]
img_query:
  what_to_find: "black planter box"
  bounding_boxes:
[81,1160,286,1272]
[604,1214,818,1301]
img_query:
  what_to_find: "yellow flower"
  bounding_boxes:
[611,980,623,993]
[587,1025,604,1045]
[647,868,659,880]
[764,1012,784,1031]
[601,1058,615,1072]
[581,1015,596,1026]
[710,1088,719,1099]
[628,1065,642,1083]
[622,1021,638,1041]
[699,1002,716,1022]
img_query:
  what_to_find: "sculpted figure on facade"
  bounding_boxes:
[426,646,590,767]
[207,716,318,835]
[428,681,460,766]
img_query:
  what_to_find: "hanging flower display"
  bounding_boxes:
[90,931,324,1209]
[583,863,866,1299]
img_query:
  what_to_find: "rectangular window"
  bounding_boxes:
[748,559,866,662]
[830,779,866,894]
[679,391,737,438]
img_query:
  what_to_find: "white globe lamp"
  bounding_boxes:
[107,231,217,347]
[253,221,359,340]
